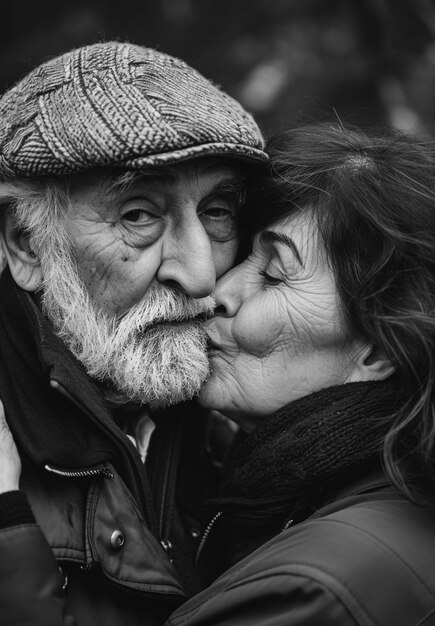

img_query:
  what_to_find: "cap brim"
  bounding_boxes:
[121,142,269,168]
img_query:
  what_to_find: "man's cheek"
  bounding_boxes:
[212,238,239,277]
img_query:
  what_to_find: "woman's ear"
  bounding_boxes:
[0,210,42,292]
[347,342,395,383]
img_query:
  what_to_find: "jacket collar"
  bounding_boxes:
[0,268,119,467]
[0,269,161,524]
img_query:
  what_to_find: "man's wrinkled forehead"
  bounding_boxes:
[66,158,246,197]
[104,157,247,195]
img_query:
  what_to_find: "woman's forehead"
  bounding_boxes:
[256,210,320,253]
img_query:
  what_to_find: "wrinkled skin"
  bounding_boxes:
[199,211,373,431]
[65,158,242,316]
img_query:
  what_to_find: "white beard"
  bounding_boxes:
[39,248,214,408]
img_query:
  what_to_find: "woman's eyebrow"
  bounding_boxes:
[260,230,304,267]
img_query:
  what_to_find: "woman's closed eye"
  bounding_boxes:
[258,269,283,286]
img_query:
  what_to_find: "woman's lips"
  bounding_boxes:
[205,328,222,352]
[206,335,219,350]
[204,320,235,354]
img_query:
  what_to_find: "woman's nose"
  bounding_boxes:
[213,265,244,317]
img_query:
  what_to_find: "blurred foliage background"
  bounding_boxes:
[1,0,435,137]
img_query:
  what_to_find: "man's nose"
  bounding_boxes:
[157,216,216,298]
[213,265,244,318]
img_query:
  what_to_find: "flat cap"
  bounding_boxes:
[0,42,267,179]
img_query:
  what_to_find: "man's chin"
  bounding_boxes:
[96,370,209,410]
[76,319,212,410]
[145,373,209,409]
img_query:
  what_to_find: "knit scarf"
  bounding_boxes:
[216,379,404,531]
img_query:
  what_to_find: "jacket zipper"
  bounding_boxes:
[194,512,294,566]
[44,462,114,479]
[195,511,223,565]
[157,418,183,556]
[281,517,294,531]
[49,378,159,535]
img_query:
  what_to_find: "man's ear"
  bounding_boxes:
[0,210,42,292]
[347,342,395,383]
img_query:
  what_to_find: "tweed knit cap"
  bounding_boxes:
[0,42,267,179]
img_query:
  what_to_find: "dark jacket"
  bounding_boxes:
[166,477,435,626]
[0,270,216,626]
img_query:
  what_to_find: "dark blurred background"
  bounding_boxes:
[1,0,435,137]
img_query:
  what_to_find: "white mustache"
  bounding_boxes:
[137,312,213,333]
[117,285,216,334]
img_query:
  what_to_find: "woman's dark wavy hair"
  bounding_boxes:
[240,122,435,502]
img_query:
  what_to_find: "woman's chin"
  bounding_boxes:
[197,380,218,409]
[198,373,230,413]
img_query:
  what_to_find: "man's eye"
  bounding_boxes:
[202,207,233,218]
[120,199,159,224]
[122,209,152,223]
[199,198,237,242]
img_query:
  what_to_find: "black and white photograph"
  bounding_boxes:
[1,2,435,625]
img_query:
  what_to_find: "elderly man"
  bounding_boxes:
[0,42,266,626]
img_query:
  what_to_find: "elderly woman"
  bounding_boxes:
[166,123,435,625]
